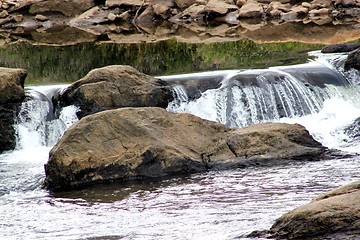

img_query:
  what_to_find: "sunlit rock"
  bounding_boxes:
[238,0,264,18]
[204,0,238,15]
[59,65,173,119]
[267,180,360,239]
[44,107,326,191]
[29,0,95,17]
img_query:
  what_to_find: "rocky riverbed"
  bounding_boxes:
[0,0,359,46]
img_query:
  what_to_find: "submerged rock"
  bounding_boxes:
[267,180,360,239]
[44,107,326,191]
[0,67,27,153]
[59,65,173,119]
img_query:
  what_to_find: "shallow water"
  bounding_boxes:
[2,50,360,239]
[1,150,359,240]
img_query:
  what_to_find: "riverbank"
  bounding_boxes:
[0,0,359,46]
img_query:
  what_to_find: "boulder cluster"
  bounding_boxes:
[0,0,359,45]
[45,64,329,190]
[0,0,358,26]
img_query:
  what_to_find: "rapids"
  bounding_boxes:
[1,51,360,240]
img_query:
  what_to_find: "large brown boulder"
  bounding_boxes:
[267,180,360,239]
[0,67,27,152]
[44,107,326,191]
[59,65,173,119]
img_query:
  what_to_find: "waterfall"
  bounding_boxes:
[166,52,360,129]
[15,85,78,150]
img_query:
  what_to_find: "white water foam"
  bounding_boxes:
[15,85,79,150]
[281,97,360,152]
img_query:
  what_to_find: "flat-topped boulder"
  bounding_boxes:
[44,107,326,191]
[267,180,360,239]
[59,65,173,119]
[0,67,27,153]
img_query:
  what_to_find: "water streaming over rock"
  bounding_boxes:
[166,53,356,129]
[15,85,79,149]
[1,51,360,240]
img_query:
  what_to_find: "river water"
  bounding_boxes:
[1,51,360,240]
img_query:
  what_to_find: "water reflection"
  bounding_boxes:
[0,40,322,84]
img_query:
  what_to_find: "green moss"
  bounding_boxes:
[0,39,323,85]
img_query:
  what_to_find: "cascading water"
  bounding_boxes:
[166,51,360,153]
[15,85,79,149]
[2,51,360,240]
[166,53,357,129]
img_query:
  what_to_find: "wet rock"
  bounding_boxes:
[105,0,147,8]
[236,0,246,8]
[107,12,117,21]
[29,0,95,17]
[0,67,27,153]
[0,67,26,103]
[291,5,309,16]
[135,6,154,23]
[204,0,238,15]
[0,10,8,18]
[174,0,195,9]
[266,2,291,17]
[35,14,48,21]
[321,43,360,53]
[60,65,173,119]
[12,14,23,22]
[153,3,172,19]
[312,0,333,9]
[69,7,112,26]
[238,0,264,18]
[338,0,357,7]
[30,26,98,45]
[345,48,360,71]
[268,180,360,239]
[44,107,326,191]
[170,3,205,22]
[309,7,330,16]
[0,15,11,24]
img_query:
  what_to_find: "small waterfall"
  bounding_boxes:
[15,85,78,150]
[166,53,360,128]
[167,85,189,110]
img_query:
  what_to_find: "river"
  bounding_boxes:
[1,50,360,239]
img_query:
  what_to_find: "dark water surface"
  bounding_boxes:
[0,40,322,84]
